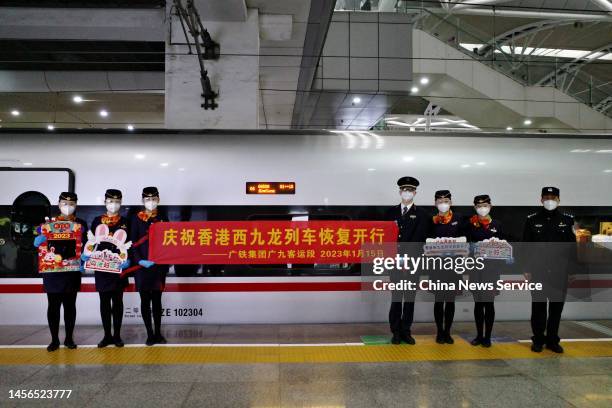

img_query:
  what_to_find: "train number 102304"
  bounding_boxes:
[161,308,204,317]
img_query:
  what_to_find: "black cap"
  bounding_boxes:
[474,194,491,205]
[541,186,560,197]
[435,190,451,199]
[397,176,419,189]
[59,192,77,201]
[142,186,159,198]
[105,189,122,200]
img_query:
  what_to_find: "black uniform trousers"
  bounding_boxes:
[531,300,564,345]
[388,271,418,335]
[47,293,77,343]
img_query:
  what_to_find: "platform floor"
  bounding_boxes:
[0,321,611,407]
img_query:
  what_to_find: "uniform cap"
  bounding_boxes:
[59,192,77,201]
[473,194,491,204]
[397,176,419,189]
[105,189,122,200]
[435,190,451,199]
[142,186,159,198]
[541,186,560,197]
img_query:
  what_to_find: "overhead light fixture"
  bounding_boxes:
[127,124,134,131]
[476,161,486,166]
[352,97,361,104]
[23,162,33,166]
[99,109,109,118]
[403,156,414,162]
[506,126,513,131]
[367,168,376,172]
[73,95,83,104]
[420,77,429,85]
[160,162,169,167]
[461,164,471,168]
[134,153,145,160]
[604,169,612,173]
[47,124,55,131]
[595,149,612,153]
[410,86,419,93]
[178,167,186,172]
[523,119,532,125]
[10,110,20,116]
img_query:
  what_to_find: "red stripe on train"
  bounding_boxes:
[0,280,611,293]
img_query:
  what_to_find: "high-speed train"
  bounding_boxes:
[0,130,611,325]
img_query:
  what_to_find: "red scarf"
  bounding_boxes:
[433,210,453,225]
[470,214,492,229]
[101,214,121,227]
[137,209,158,222]
[56,214,76,221]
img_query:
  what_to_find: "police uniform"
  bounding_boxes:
[129,187,169,345]
[384,176,428,344]
[428,189,464,344]
[41,192,87,351]
[91,189,129,347]
[466,194,503,347]
[522,186,575,353]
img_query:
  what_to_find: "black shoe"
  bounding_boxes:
[546,343,564,354]
[47,341,60,352]
[145,336,155,346]
[444,334,454,344]
[436,333,445,344]
[481,338,492,348]
[97,336,112,348]
[470,336,483,346]
[391,333,401,345]
[401,333,416,345]
[64,339,77,349]
[531,342,544,352]
[154,334,167,344]
[113,336,124,348]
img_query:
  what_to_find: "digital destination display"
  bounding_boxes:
[246,182,295,195]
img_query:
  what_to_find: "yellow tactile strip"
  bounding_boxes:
[1,339,611,365]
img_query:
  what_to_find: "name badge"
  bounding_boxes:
[490,228,497,233]
[410,215,416,219]
[451,221,458,225]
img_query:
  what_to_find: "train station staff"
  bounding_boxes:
[385,176,428,345]
[87,189,130,348]
[523,186,575,353]
[129,187,169,346]
[428,189,464,344]
[33,192,87,352]
[466,194,504,348]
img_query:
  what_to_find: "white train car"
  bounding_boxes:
[0,130,611,324]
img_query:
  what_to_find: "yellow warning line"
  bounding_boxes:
[1,339,611,365]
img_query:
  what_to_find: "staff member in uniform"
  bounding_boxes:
[523,186,575,353]
[88,189,130,348]
[466,194,503,348]
[129,187,169,346]
[384,176,428,345]
[428,190,463,344]
[33,192,87,352]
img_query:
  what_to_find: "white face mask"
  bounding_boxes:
[437,203,450,213]
[144,201,158,211]
[106,202,121,214]
[543,200,558,211]
[476,207,490,217]
[400,191,415,201]
[60,204,76,216]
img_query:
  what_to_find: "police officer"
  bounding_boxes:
[33,192,87,352]
[88,189,130,348]
[428,190,464,344]
[466,194,503,348]
[129,187,169,346]
[523,186,575,353]
[384,176,428,345]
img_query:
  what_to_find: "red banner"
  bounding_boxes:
[149,221,398,264]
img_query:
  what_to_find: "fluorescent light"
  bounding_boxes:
[367,168,376,172]
[461,164,471,168]
[73,95,83,103]
[604,169,612,173]
[570,149,591,153]
[476,161,486,166]
[134,153,145,160]
[23,162,33,166]
[160,162,169,167]
[99,109,109,118]
[595,150,612,153]
[506,126,513,131]
[127,124,134,131]
[402,156,414,162]
[523,119,532,125]
[46,124,55,131]
[420,77,429,85]
[178,167,186,172]
[352,97,361,104]
[410,86,419,93]
[10,110,20,116]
